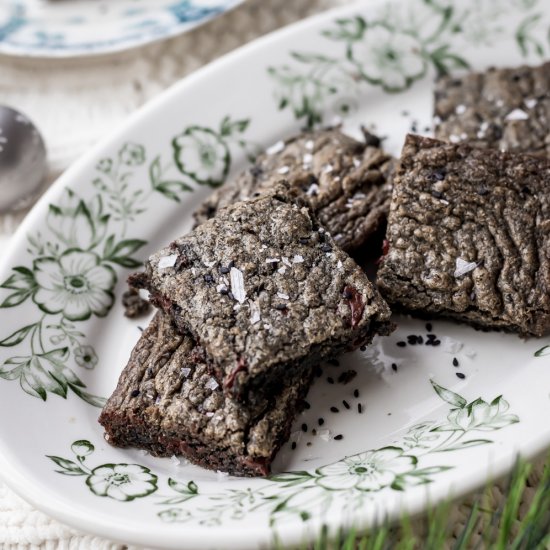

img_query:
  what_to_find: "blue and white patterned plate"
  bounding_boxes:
[0,0,549,548]
[0,0,244,58]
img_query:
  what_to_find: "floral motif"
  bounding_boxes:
[434,396,519,432]
[47,441,158,503]
[0,117,252,407]
[33,251,115,321]
[173,127,230,186]
[48,381,520,531]
[118,142,146,166]
[315,447,416,491]
[74,345,98,369]
[87,464,158,502]
[96,159,112,173]
[158,508,192,523]
[349,24,426,91]
[269,0,547,127]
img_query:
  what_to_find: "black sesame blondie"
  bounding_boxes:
[131,184,393,405]
[99,312,312,477]
[193,128,395,252]
[377,134,550,337]
[434,62,550,156]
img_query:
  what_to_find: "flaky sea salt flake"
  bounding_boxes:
[292,255,304,264]
[158,254,178,269]
[230,267,246,304]
[266,140,285,155]
[277,292,289,300]
[205,378,219,391]
[505,108,529,121]
[249,300,261,324]
[454,257,477,277]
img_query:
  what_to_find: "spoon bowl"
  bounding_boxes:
[0,106,47,213]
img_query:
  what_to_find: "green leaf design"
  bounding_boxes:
[321,16,366,41]
[430,380,467,409]
[47,455,87,476]
[71,440,95,457]
[515,13,545,57]
[168,478,199,496]
[429,44,471,76]
[103,238,146,268]
[436,439,493,452]
[154,181,193,202]
[0,323,36,347]
[67,384,107,408]
[0,356,29,380]
[270,471,316,487]
[534,345,549,357]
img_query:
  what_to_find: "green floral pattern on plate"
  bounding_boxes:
[47,381,519,525]
[269,0,550,127]
[0,116,254,407]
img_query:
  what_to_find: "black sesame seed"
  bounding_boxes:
[391,363,398,372]
[318,418,325,426]
[303,401,311,410]
[311,429,317,435]
[360,345,367,351]
[434,169,446,181]
[275,304,288,311]
[327,359,340,367]
[327,377,335,384]
[456,372,466,379]
[299,237,310,244]
[396,341,407,347]
[219,287,229,295]
[137,326,144,332]
[228,260,235,269]
[219,266,230,274]
[453,357,459,367]
[291,442,297,450]
[321,244,333,253]
[203,274,214,283]
[477,188,489,196]
[353,389,359,398]
[426,322,433,332]
[334,434,344,441]
[130,389,140,398]
[427,333,436,340]
[227,290,235,300]
[407,335,418,345]
[343,400,350,410]
[416,335,423,344]
[301,423,308,432]
[431,190,443,199]
[358,403,363,413]
[433,339,441,346]
[425,340,433,346]
[330,406,339,413]
[306,442,312,447]
[338,370,357,384]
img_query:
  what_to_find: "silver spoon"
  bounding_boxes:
[0,106,47,213]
